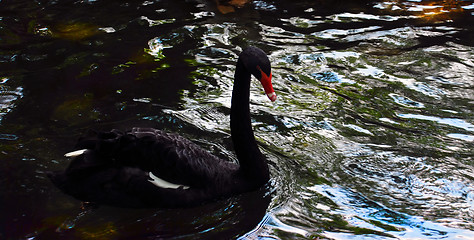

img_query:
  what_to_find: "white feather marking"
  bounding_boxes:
[64,149,88,158]
[148,172,190,190]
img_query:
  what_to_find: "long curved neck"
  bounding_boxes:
[230,58,269,185]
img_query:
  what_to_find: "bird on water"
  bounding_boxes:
[48,46,276,208]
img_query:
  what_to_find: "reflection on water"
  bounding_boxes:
[0,0,473,239]
[398,113,474,132]
[0,77,23,122]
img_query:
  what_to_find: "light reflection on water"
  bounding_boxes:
[447,133,474,142]
[397,113,474,132]
[0,0,473,239]
[309,184,474,240]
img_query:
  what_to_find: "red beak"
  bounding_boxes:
[257,66,276,102]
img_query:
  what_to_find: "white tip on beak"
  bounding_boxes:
[267,92,277,102]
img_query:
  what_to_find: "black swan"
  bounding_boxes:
[48,46,276,208]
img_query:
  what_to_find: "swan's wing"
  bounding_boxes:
[128,127,238,189]
[66,128,237,189]
[53,128,240,207]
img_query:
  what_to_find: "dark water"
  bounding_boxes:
[1,0,473,239]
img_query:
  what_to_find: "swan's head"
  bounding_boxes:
[240,47,276,102]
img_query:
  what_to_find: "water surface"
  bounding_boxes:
[0,0,473,239]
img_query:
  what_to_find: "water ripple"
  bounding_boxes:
[397,113,474,132]
[1,0,474,239]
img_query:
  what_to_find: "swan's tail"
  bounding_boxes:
[47,150,109,200]
[47,149,157,208]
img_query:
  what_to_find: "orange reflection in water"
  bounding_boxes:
[416,0,468,22]
[383,0,472,22]
[215,0,251,14]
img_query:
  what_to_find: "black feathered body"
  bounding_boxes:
[49,128,254,208]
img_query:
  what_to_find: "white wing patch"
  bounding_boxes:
[64,149,88,158]
[148,172,190,190]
